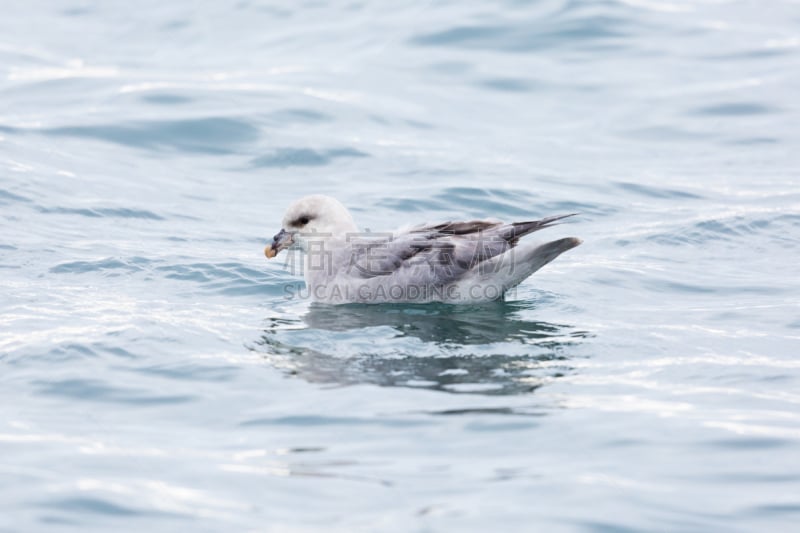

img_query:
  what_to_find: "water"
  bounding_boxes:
[1,0,799,530]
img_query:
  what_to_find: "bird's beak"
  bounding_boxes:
[264,229,294,259]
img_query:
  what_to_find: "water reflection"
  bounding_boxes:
[252,301,589,395]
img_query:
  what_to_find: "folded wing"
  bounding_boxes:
[346,214,576,286]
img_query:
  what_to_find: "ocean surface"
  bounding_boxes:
[2,0,799,531]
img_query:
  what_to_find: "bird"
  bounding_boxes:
[264,195,581,304]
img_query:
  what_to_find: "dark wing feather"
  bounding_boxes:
[410,220,501,235]
[347,214,576,284]
[509,213,577,236]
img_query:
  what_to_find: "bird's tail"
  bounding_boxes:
[477,236,582,291]
[522,237,582,272]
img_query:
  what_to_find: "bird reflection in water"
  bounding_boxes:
[252,300,590,396]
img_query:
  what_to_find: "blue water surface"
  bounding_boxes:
[2,1,799,531]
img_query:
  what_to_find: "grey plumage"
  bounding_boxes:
[347,214,578,285]
[267,195,581,304]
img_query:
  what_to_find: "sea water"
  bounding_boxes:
[1,1,799,531]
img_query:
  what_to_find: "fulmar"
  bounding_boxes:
[265,195,581,304]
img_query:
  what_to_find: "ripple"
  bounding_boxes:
[43,117,260,154]
[426,406,545,417]
[644,277,782,296]
[615,182,704,200]
[410,16,631,52]
[647,214,798,246]
[250,147,368,168]
[49,256,279,296]
[41,495,187,521]
[747,503,800,517]
[156,261,277,295]
[45,497,142,516]
[621,125,713,142]
[578,520,643,533]
[241,415,431,428]
[412,24,507,48]
[477,77,538,92]
[706,437,792,450]
[375,196,449,213]
[691,102,777,117]
[433,187,539,216]
[134,363,239,383]
[38,207,164,220]
[34,378,196,405]
[51,257,152,275]
[264,108,332,124]
[45,343,97,360]
[141,93,193,105]
[377,186,543,217]
[727,137,780,146]
[704,49,791,61]
[0,188,32,204]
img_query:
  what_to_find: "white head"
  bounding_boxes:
[265,195,358,258]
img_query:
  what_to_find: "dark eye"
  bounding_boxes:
[292,215,311,227]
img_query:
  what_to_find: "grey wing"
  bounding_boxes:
[346,215,574,286]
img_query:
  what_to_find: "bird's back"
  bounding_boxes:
[304,215,580,303]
